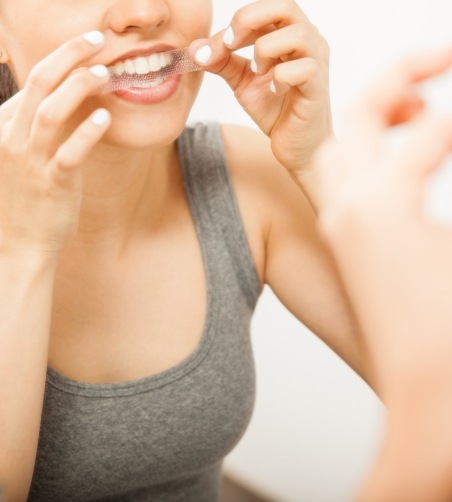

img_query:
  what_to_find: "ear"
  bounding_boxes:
[0,47,9,63]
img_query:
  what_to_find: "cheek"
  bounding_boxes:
[4,4,99,86]
[8,45,42,87]
[178,0,213,38]
[0,10,41,84]
[5,20,73,86]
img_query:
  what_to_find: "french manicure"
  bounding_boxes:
[89,64,109,78]
[91,108,110,127]
[195,45,212,64]
[250,58,258,74]
[83,30,105,46]
[270,80,276,94]
[222,26,235,46]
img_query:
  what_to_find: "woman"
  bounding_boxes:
[0,0,368,500]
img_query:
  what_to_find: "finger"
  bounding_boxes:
[272,58,322,100]
[392,115,452,181]
[342,48,452,160]
[191,35,253,91]
[354,46,452,130]
[252,23,326,76]
[9,30,106,143]
[0,90,24,137]
[342,94,425,164]
[0,89,24,120]
[29,64,109,160]
[50,108,111,184]
[222,0,309,51]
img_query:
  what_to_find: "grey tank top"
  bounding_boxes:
[27,122,262,501]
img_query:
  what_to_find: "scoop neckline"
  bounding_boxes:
[46,130,217,398]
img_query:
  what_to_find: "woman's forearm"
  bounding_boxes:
[323,216,452,380]
[325,216,452,500]
[356,401,452,502]
[0,253,57,501]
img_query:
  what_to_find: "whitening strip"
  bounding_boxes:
[102,47,202,94]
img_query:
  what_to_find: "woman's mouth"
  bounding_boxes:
[103,47,201,95]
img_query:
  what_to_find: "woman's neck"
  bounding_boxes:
[67,141,180,256]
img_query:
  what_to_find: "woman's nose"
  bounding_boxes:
[107,0,170,33]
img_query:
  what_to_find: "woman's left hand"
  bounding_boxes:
[190,0,332,174]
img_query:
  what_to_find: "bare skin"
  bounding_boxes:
[314,47,452,501]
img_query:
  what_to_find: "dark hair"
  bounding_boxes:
[0,64,18,105]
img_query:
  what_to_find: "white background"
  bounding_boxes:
[189,1,452,501]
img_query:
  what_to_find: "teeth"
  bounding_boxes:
[114,61,125,75]
[135,57,149,75]
[133,76,167,88]
[148,54,161,72]
[110,51,174,76]
[124,59,136,74]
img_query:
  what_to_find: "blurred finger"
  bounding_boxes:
[355,46,452,130]
[392,115,452,180]
[340,48,452,161]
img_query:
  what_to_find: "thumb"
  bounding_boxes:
[189,31,252,90]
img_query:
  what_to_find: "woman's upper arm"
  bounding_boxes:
[264,181,373,386]
[222,124,375,390]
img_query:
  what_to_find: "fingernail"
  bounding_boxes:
[195,45,212,64]
[91,108,110,126]
[223,26,235,46]
[270,80,276,94]
[250,58,258,74]
[90,64,109,78]
[83,30,105,46]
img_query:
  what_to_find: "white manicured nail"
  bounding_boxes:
[270,80,276,94]
[83,30,105,46]
[250,58,258,74]
[195,45,212,64]
[222,26,235,46]
[89,64,109,78]
[91,109,110,126]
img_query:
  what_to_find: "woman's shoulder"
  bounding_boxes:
[219,123,310,200]
[219,123,314,229]
[218,123,317,285]
[220,123,278,175]
[219,123,295,202]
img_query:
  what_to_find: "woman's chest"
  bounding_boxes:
[33,281,257,500]
[37,215,259,500]
[48,237,208,384]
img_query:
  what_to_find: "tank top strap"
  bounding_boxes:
[177,122,262,309]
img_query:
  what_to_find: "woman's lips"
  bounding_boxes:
[102,47,200,95]
[112,72,181,105]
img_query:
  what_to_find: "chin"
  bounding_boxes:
[94,74,202,150]
[101,112,189,150]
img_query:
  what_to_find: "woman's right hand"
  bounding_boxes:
[0,31,111,262]
[313,47,452,383]
[312,49,452,502]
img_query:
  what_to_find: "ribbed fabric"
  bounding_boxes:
[28,122,262,501]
